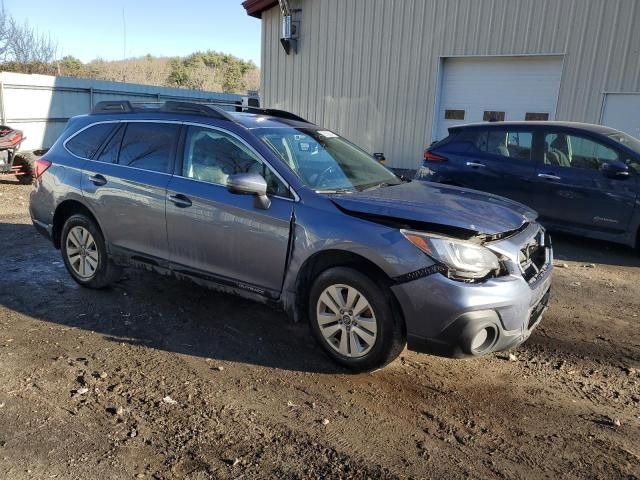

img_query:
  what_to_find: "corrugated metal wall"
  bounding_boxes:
[260,0,640,169]
[0,72,242,151]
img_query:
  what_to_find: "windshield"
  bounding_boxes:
[254,127,401,192]
[608,131,640,154]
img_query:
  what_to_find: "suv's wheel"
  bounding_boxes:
[308,267,405,371]
[61,214,121,288]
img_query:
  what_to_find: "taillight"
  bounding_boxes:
[34,158,52,179]
[423,150,448,162]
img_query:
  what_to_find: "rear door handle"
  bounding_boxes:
[89,174,107,186]
[167,193,192,208]
[466,162,486,168]
[538,173,562,181]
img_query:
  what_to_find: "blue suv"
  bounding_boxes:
[29,101,552,371]
[417,122,640,248]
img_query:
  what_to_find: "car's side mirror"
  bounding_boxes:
[373,152,386,164]
[226,173,272,209]
[601,160,630,180]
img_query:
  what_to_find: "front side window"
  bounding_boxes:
[182,126,291,197]
[474,129,533,160]
[543,133,619,170]
[66,123,117,159]
[118,122,179,174]
[254,128,401,192]
[608,131,640,174]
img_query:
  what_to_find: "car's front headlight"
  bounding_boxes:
[401,229,500,280]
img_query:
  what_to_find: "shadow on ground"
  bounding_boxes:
[551,232,640,267]
[0,222,344,374]
[1,221,638,374]
[0,177,21,186]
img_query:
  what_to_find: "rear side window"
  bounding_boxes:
[95,125,124,163]
[66,123,117,159]
[474,129,533,160]
[118,122,179,173]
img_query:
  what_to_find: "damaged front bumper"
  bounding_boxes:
[392,222,553,358]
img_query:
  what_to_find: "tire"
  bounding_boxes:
[308,267,406,372]
[60,214,121,289]
[13,152,37,185]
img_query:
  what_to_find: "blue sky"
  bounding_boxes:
[6,0,262,65]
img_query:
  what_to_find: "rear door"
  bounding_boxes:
[165,124,294,296]
[533,130,637,232]
[81,121,179,262]
[440,127,539,208]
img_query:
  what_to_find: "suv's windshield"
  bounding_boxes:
[254,127,401,192]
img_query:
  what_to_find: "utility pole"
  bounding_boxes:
[121,7,127,82]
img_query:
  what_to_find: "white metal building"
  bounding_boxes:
[244,0,640,169]
[0,72,243,151]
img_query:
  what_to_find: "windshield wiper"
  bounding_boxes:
[315,188,354,194]
[360,181,400,192]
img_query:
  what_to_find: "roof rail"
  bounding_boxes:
[92,100,135,113]
[91,100,234,121]
[202,102,311,123]
[91,100,310,124]
[251,107,310,123]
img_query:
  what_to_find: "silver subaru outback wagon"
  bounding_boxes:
[29,101,553,371]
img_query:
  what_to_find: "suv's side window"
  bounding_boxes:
[117,122,179,174]
[182,126,291,198]
[95,124,125,163]
[66,123,117,159]
[543,132,619,170]
[458,129,533,160]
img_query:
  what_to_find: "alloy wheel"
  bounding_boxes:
[316,284,378,358]
[66,226,99,279]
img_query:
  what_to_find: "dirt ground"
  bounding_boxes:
[0,180,638,479]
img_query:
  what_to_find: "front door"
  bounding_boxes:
[81,121,180,262]
[165,125,294,297]
[533,131,637,233]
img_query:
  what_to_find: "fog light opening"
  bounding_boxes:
[470,326,496,354]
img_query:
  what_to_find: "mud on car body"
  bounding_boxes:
[29,101,553,371]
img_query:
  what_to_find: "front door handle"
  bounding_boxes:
[89,174,107,186]
[167,193,192,208]
[466,162,486,168]
[538,173,562,181]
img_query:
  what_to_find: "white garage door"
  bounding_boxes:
[601,93,640,139]
[435,56,564,140]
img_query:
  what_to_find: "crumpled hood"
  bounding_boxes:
[330,181,537,236]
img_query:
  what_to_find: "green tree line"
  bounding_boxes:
[1,51,260,94]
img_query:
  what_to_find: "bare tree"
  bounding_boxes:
[0,3,10,60]
[0,3,57,64]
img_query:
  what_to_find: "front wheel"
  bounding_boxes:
[308,267,405,371]
[61,214,121,289]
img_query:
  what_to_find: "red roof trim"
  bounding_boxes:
[242,0,279,18]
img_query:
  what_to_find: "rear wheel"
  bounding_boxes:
[13,152,37,185]
[308,267,405,371]
[61,214,121,289]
